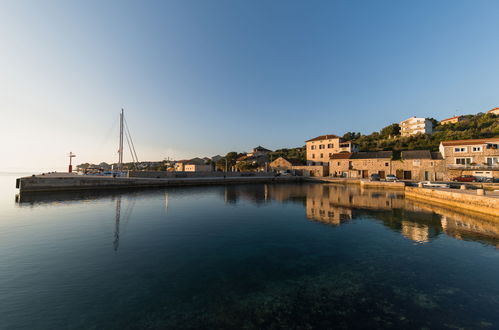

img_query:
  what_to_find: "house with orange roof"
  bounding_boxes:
[487,107,499,115]
[439,138,499,179]
[439,115,463,125]
[305,134,358,166]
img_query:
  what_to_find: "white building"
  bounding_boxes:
[399,117,433,137]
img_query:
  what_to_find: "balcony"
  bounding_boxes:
[447,164,499,170]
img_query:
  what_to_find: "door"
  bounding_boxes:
[403,171,412,180]
[362,170,368,178]
[424,171,429,181]
[378,171,386,179]
[396,169,404,180]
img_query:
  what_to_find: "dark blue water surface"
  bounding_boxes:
[1,173,499,329]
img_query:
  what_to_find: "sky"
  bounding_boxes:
[1,0,499,172]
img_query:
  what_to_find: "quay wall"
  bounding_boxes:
[18,175,301,192]
[405,186,499,217]
[306,177,405,189]
[128,171,274,179]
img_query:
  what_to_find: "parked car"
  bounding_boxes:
[278,170,292,176]
[369,174,381,181]
[452,175,477,182]
[478,177,493,183]
[385,174,398,182]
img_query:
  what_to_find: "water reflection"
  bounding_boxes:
[220,183,499,246]
[15,183,499,247]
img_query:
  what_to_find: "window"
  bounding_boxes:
[327,143,333,148]
[455,158,472,165]
[454,147,467,153]
[337,162,340,166]
[319,144,325,149]
[329,153,333,158]
[311,145,316,150]
[472,146,482,152]
[385,162,389,166]
[413,160,421,166]
[320,153,324,158]
[486,157,498,165]
[312,154,315,159]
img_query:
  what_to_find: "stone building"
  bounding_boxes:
[292,165,328,177]
[305,134,358,166]
[392,150,446,181]
[329,151,393,179]
[269,157,303,171]
[184,164,213,172]
[399,116,433,136]
[329,150,446,181]
[439,138,499,179]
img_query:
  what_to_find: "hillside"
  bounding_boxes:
[346,112,498,153]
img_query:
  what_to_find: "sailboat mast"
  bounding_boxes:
[118,109,124,171]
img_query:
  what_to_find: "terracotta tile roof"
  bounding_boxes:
[237,155,251,161]
[306,134,341,142]
[440,115,462,122]
[441,138,499,146]
[488,107,499,113]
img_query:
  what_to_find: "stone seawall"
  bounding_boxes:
[405,187,499,217]
[17,175,301,192]
[128,171,274,179]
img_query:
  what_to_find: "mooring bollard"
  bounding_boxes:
[418,182,423,188]
[460,185,466,190]
[477,189,485,196]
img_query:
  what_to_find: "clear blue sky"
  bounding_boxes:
[1,0,499,171]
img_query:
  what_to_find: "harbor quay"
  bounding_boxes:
[15,172,301,193]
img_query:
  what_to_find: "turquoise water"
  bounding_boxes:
[1,173,499,329]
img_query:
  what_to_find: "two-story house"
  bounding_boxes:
[439,138,499,179]
[305,134,358,166]
[399,117,433,136]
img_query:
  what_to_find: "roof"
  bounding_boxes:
[402,150,432,159]
[273,157,303,166]
[237,155,251,161]
[351,151,393,159]
[253,146,272,152]
[431,152,443,160]
[306,134,341,142]
[330,151,392,160]
[441,138,499,146]
[330,153,353,159]
[440,115,462,122]
[401,150,443,160]
[488,107,499,113]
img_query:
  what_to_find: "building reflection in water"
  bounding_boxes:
[222,183,499,246]
[15,184,499,248]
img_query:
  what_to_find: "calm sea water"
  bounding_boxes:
[1,173,499,329]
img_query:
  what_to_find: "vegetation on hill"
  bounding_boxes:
[345,112,498,152]
[268,147,306,163]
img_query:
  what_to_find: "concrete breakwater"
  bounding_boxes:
[405,186,499,217]
[16,174,301,192]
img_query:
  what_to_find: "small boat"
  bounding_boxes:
[419,181,450,188]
